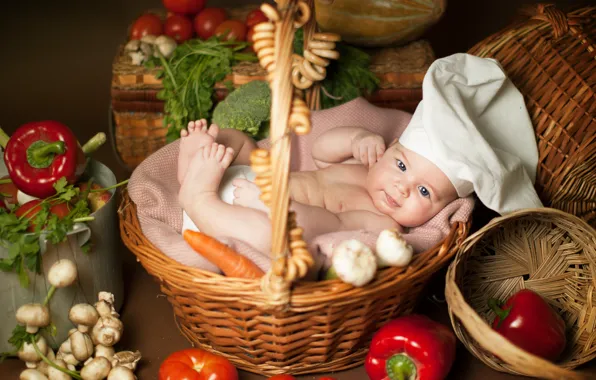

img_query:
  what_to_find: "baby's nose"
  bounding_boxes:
[397,183,409,197]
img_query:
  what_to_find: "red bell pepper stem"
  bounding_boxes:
[0,127,9,149]
[488,298,510,328]
[28,141,66,168]
[386,354,417,380]
[81,132,107,155]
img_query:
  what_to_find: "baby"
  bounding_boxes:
[178,53,544,255]
[178,121,458,254]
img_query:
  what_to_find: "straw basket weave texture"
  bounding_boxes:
[119,0,470,376]
[445,208,596,379]
[467,4,596,226]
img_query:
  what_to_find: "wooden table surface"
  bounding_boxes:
[1,0,595,378]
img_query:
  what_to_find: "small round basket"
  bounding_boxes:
[446,208,596,379]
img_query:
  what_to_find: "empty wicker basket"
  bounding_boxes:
[468,4,596,226]
[445,208,596,379]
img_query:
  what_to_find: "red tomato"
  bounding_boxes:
[159,348,238,380]
[246,9,268,28]
[15,199,72,232]
[318,378,339,380]
[193,8,227,40]
[130,13,163,40]
[214,20,247,42]
[0,175,18,205]
[162,0,205,15]
[164,14,194,43]
[267,376,296,380]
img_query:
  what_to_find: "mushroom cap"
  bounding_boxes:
[69,331,94,362]
[19,369,49,380]
[111,350,141,370]
[47,259,78,288]
[92,317,123,346]
[18,336,48,363]
[107,366,136,380]
[69,304,99,327]
[81,356,112,380]
[47,359,72,380]
[16,304,50,328]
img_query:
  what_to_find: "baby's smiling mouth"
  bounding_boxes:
[384,192,399,208]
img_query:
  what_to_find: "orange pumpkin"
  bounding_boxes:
[314,0,446,47]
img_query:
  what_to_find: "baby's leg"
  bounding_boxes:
[179,142,272,253]
[178,119,218,184]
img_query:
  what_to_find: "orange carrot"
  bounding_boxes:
[183,230,265,279]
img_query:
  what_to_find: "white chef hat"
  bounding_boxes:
[399,53,543,215]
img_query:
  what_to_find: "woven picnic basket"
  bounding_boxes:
[445,208,596,379]
[467,4,596,227]
[118,0,470,376]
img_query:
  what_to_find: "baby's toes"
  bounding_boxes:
[207,124,219,139]
[232,178,250,188]
[221,147,234,167]
[180,128,188,138]
[214,144,226,161]
[200,144,212,159]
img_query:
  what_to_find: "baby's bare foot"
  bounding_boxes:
[179,142,234,211]
[232,178,269,213]
[177,119,220,184]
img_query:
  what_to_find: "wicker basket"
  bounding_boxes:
[445,208,596,379]
[467,4,596,226]
[118,0,470,376]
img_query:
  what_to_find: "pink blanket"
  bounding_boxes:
[128,98,474,277]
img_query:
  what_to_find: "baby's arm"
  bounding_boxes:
[292,201,401,242]
[311,126,386,168]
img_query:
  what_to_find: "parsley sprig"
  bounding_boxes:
[0,178,93,288]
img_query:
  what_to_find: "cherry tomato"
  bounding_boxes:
[15,200,72,232]
[130,13,163,40]
[267,376,296,380]
[214,20,247,42]
[162,0,205,15]
[159,348,238,380]
[164,14,194,43]
[193,8,227,40]
[246,9,268,28]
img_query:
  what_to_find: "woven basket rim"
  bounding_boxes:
[119,187,470,304]
[446,207,596,379]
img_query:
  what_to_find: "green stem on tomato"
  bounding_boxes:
[31,335,82,380]
[386,354,417,380]
[73,216,95,223]
[81,132,107,155]
[43,286,57,306]
[0,178,11,184]
[488,298,511,329]
[0,127,10,149]
[90,179,129,193]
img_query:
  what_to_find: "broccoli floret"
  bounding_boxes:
[212,80,272,139]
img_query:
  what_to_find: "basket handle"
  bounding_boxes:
[250,0,341,309]
[523,4,589,39]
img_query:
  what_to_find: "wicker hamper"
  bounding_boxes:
[110,4,434,170]
[467,4,596,226]
[119,0,470,376]
[445,208,596,379]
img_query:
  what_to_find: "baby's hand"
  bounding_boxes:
[352,131,386,167]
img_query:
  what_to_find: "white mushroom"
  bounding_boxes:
[140,34,157,45]
[95,292,119,318]
[330,239,377,287]
[69,330,94,362]
[16,304,51,333]
[69,304,100,333]
[111,351,141,371]
[139,42,153,58]
[154,35,177,58]
[107,366,136,380]
[36,348,54,375]
[91,317,123,347]
[47,359,72,380]
[124,40,140,51]
[57,340,80,369]
[81,357,111,380]
[94,345,115,362]
[48,259,78,288]
[18,336,48,368]
[128,51,146,66]
[20,369,48,380]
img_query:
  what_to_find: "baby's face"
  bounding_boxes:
[366,142,458,227]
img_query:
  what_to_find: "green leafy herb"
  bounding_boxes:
[0,178,93,287]
[147,38,258,142]
[293,28,379,109]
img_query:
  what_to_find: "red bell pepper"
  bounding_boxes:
[489,289,566,362]
[159,348,238,380]
[365,315,456,380]
[0,121,105,199]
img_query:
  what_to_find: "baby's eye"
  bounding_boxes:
[418,186,430,198]
[396,159,406,171]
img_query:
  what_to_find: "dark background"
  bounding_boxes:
[1,0,595,379]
